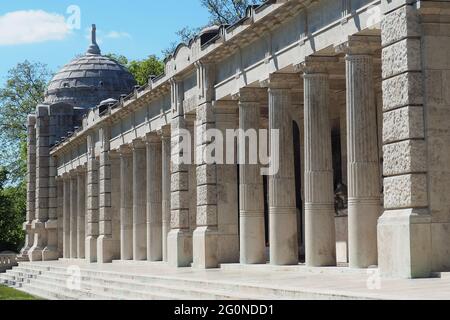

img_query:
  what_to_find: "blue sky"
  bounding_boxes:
[0,0,210,82]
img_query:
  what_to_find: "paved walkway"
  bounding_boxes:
[24,260,450,300]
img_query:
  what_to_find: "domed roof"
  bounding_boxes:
[44,25,136,109]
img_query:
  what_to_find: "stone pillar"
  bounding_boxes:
[42,155,58,260]
[193,102,219,269]
[85,134,99,263]
[168,78,193,267]
[110,151,121,261]
[340,36,381,268]
[144,133,163,261]
[98,126,117,263]
[29,105,50,261]
[21,115,36,258]
[302,59,336,267]
[120,145,133,260]
[57,178,63,258]
[161,126,171,262]
[76,168,86,259]
[132,139,147,261]
[377,2,433,278]
[70,172,78,258]
[238,88,266,264]
[266,74,299,265]
[62,174,70,258]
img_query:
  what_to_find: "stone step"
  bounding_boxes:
[16,264,277,299]
[10,262,373,300]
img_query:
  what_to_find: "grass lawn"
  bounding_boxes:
[0,285,41,300]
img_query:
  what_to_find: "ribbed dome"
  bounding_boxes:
[44,25,136,109]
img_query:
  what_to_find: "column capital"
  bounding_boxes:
[131,138,146,150]
[295,56,340,75]
[145,132,160,144]
[160,125,171,139]
[335,35,381,56]
[109,149,120,159]
[259,73,301,90]
[119,144,133,155]
[75,165,86,175]
[232,87,267,103]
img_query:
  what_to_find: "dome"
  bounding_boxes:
[44,25,136,109]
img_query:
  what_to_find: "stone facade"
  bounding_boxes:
[20,0,450,279]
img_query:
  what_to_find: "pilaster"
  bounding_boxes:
[85,133,99,262]
[120,144,133,261]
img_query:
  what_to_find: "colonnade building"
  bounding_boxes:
[19,0,450,279]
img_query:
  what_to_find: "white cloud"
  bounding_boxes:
[105,31,131,39]
[0,10,71,46]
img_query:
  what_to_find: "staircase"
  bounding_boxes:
[0,262,370,300]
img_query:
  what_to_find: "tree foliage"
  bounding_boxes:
[0,61,51,184]
[0,166,26,252]
[201,0,261,25]
[163,0,262,57]
[106,54,165,86]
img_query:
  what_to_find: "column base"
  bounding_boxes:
[348,200,380,268]
[97,236,119,263]
[19,222,34,258]
[378,209,432,279]
[239,215,266,265]
[167,229,192,267]
[269,209,299,266]
[193,226,218,269]
[305,205,336,267]
[28,221,46,262]
[85,236,97,263]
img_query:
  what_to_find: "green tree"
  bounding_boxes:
[201,0,261,25]
[0,61,51,184]
[163,0,262,57]
[106,54,165,86]
[0,166,26,252]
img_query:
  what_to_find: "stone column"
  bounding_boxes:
[57,178,64,258]
[145,133,163,261]
[85,133,99,263]
[238,88,266,264]
[120,145,133,260]
[132,139,147,261]
[98,126,116,263]
[76,168,86,259]
[161,126,171,262]
[42,155,58,260]
[110,151,121,261]
[62,174,71,258]
[340,37,381,268]
[70,172,78,258]
[28,106,50,261]
[193,102,219,269]
[302,59,336,267]
[21,115,36,258]
[265,74,299,265]
[168,78,192,267]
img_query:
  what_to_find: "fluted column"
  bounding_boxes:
[85,134,99,262]
[76,168,86,259]
[21,115,36,258]
[120,145,133,260]
[302,61,336,267]
[161,126,171,262]
[132,140,147,261]
[238,88,266,264]
[344,41,381,268]
[145,133,163,261]
[62,174,70,258]
[57,178,63,258]
[70,172,78,259]
[266,74,299,265]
